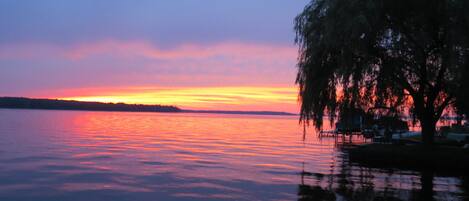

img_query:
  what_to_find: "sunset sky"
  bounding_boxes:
[0,0,309,113]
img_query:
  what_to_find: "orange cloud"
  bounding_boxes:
[55,86,298,113]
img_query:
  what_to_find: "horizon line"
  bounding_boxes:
[0,96,298,116]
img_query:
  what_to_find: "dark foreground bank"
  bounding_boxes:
[348,144,469,173]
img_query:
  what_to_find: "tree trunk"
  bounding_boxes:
[421,117,436,148]
[419,171,435,201]
[456,115,463,126]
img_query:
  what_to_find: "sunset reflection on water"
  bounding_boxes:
[0,109,467,201]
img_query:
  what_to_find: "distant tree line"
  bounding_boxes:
[0,97,181,113]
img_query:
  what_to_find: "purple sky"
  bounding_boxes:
[1,1,308,47]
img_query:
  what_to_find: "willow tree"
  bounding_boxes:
[295,0,469,147]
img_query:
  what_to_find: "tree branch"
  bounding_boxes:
[428,64,448,105]
[435,95,454,119]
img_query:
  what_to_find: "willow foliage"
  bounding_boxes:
[295,0,469,144]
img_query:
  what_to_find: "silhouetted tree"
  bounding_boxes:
[295,0,469,147]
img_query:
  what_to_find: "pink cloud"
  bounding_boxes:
[0,40,296,61]
[64,40,297,61]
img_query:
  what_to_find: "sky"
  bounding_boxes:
[0,0,310,113]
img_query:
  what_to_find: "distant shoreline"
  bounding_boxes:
[0,97,296,116]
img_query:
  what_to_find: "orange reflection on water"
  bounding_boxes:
[64,111,339,184]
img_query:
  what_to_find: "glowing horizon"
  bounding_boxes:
[52,86,299,113]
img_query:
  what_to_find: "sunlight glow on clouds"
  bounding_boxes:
[58,86,298,113]
[0,41,297,88]
[0,41,298,112]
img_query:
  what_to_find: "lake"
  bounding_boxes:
[0,109,467,201]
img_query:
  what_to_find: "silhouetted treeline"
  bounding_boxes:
[0,97,181,113]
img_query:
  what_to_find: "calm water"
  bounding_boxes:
[0,109,467,201]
